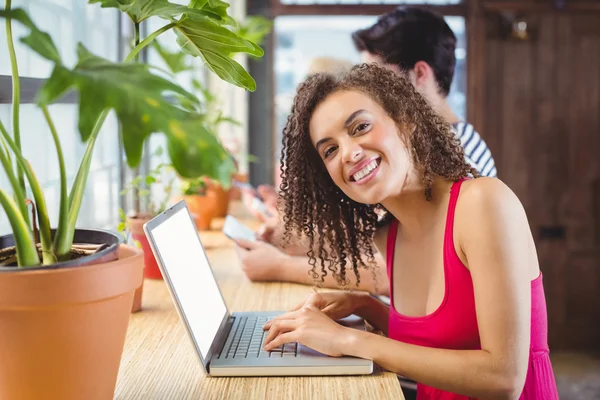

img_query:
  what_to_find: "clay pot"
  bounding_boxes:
[127,214,160,286]
[0,243,143,400]
[181,193,218,230]
[207,184,230,218]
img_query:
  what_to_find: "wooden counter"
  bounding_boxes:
[114,213,404,399]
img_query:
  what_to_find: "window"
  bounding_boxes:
[0,0,121,235]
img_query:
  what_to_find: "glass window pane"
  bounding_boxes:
[0,104,120,235]
[0,0,118,78]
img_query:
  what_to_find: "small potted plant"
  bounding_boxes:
[118,148,176,310]
[178,176,218,230]
[0,1,262,398]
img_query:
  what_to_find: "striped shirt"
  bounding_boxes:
[452,122,497,178]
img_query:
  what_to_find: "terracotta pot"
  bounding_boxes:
[0,244,143,400]
[128,214,161,284]
[207,184,230,218]
[181,193,217,230]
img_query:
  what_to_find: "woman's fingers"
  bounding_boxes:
[263,309,302,330]
[263,320,298,349]
[264,332,296,351]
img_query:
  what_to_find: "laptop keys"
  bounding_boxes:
[222,316,299,359]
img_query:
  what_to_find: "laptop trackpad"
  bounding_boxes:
[297,314,366,358]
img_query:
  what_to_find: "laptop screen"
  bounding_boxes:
[147,205,228,359]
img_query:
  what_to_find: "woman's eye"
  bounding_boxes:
[354,123,371,135]
[323,146,336,159]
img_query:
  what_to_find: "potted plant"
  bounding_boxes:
[118,148,176,310]
[178,176,218,230]
[0,1,262,399]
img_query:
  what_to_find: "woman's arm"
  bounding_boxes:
[235,239,390,296]
[281,253,389,296]
[353,292,390,334]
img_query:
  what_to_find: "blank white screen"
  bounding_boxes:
[150,208,228,357]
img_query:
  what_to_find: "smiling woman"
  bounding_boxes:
[279,63,477,286]
[271,63,559,399]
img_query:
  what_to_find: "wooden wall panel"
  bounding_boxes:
[481,11,600,352]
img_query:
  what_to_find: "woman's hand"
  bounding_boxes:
[233,239,288,282]
[262,305,355,357]
[286,291,364,321]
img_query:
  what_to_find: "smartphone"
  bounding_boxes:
[222,215,257,243]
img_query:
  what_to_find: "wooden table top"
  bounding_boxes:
[114,210,404,399]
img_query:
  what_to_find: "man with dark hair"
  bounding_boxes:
[352,6,496,177]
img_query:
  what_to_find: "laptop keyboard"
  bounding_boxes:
[218,315,298,359]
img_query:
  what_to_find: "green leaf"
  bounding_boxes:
[215,115,241,126]
[235,16,272,47]
[117,222,126,232]
[0,8,61,63]
[151,40,192,74]
[88,0,189,23]
[0,189,40,267]
[188,0,236,27]
[119,208,127,222]
[35,44,201,169]
[166,118,236,185]
[192,79,216,103]
[174,16,263,92]
[138,189,150,197]
[145,175,157,185]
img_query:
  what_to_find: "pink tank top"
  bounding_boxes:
[385,179,558,399]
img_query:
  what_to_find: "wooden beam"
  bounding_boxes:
[270,3,467,17]
[483,1,600,13]
[466,0,486,131]
[0,76,78,104]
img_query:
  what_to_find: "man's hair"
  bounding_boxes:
[352,6,457,96]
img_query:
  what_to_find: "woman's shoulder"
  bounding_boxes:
[456,177,528,236]
[459,177,520,208]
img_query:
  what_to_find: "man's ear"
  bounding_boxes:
[412,61,434,88]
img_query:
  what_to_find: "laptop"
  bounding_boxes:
[143,200,374,377]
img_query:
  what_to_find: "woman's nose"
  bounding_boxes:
[342,144,364,164]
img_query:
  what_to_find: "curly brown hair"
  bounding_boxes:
[278,63,478,288]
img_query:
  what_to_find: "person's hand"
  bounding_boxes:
[262,305,354,357]
[233,238,288,282]
[241,190,279,225]
[287,291,363,321]
[257,184,278,209]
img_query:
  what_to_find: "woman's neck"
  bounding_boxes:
[381,177,453,238]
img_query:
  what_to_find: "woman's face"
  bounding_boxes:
[309,90,413,205]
